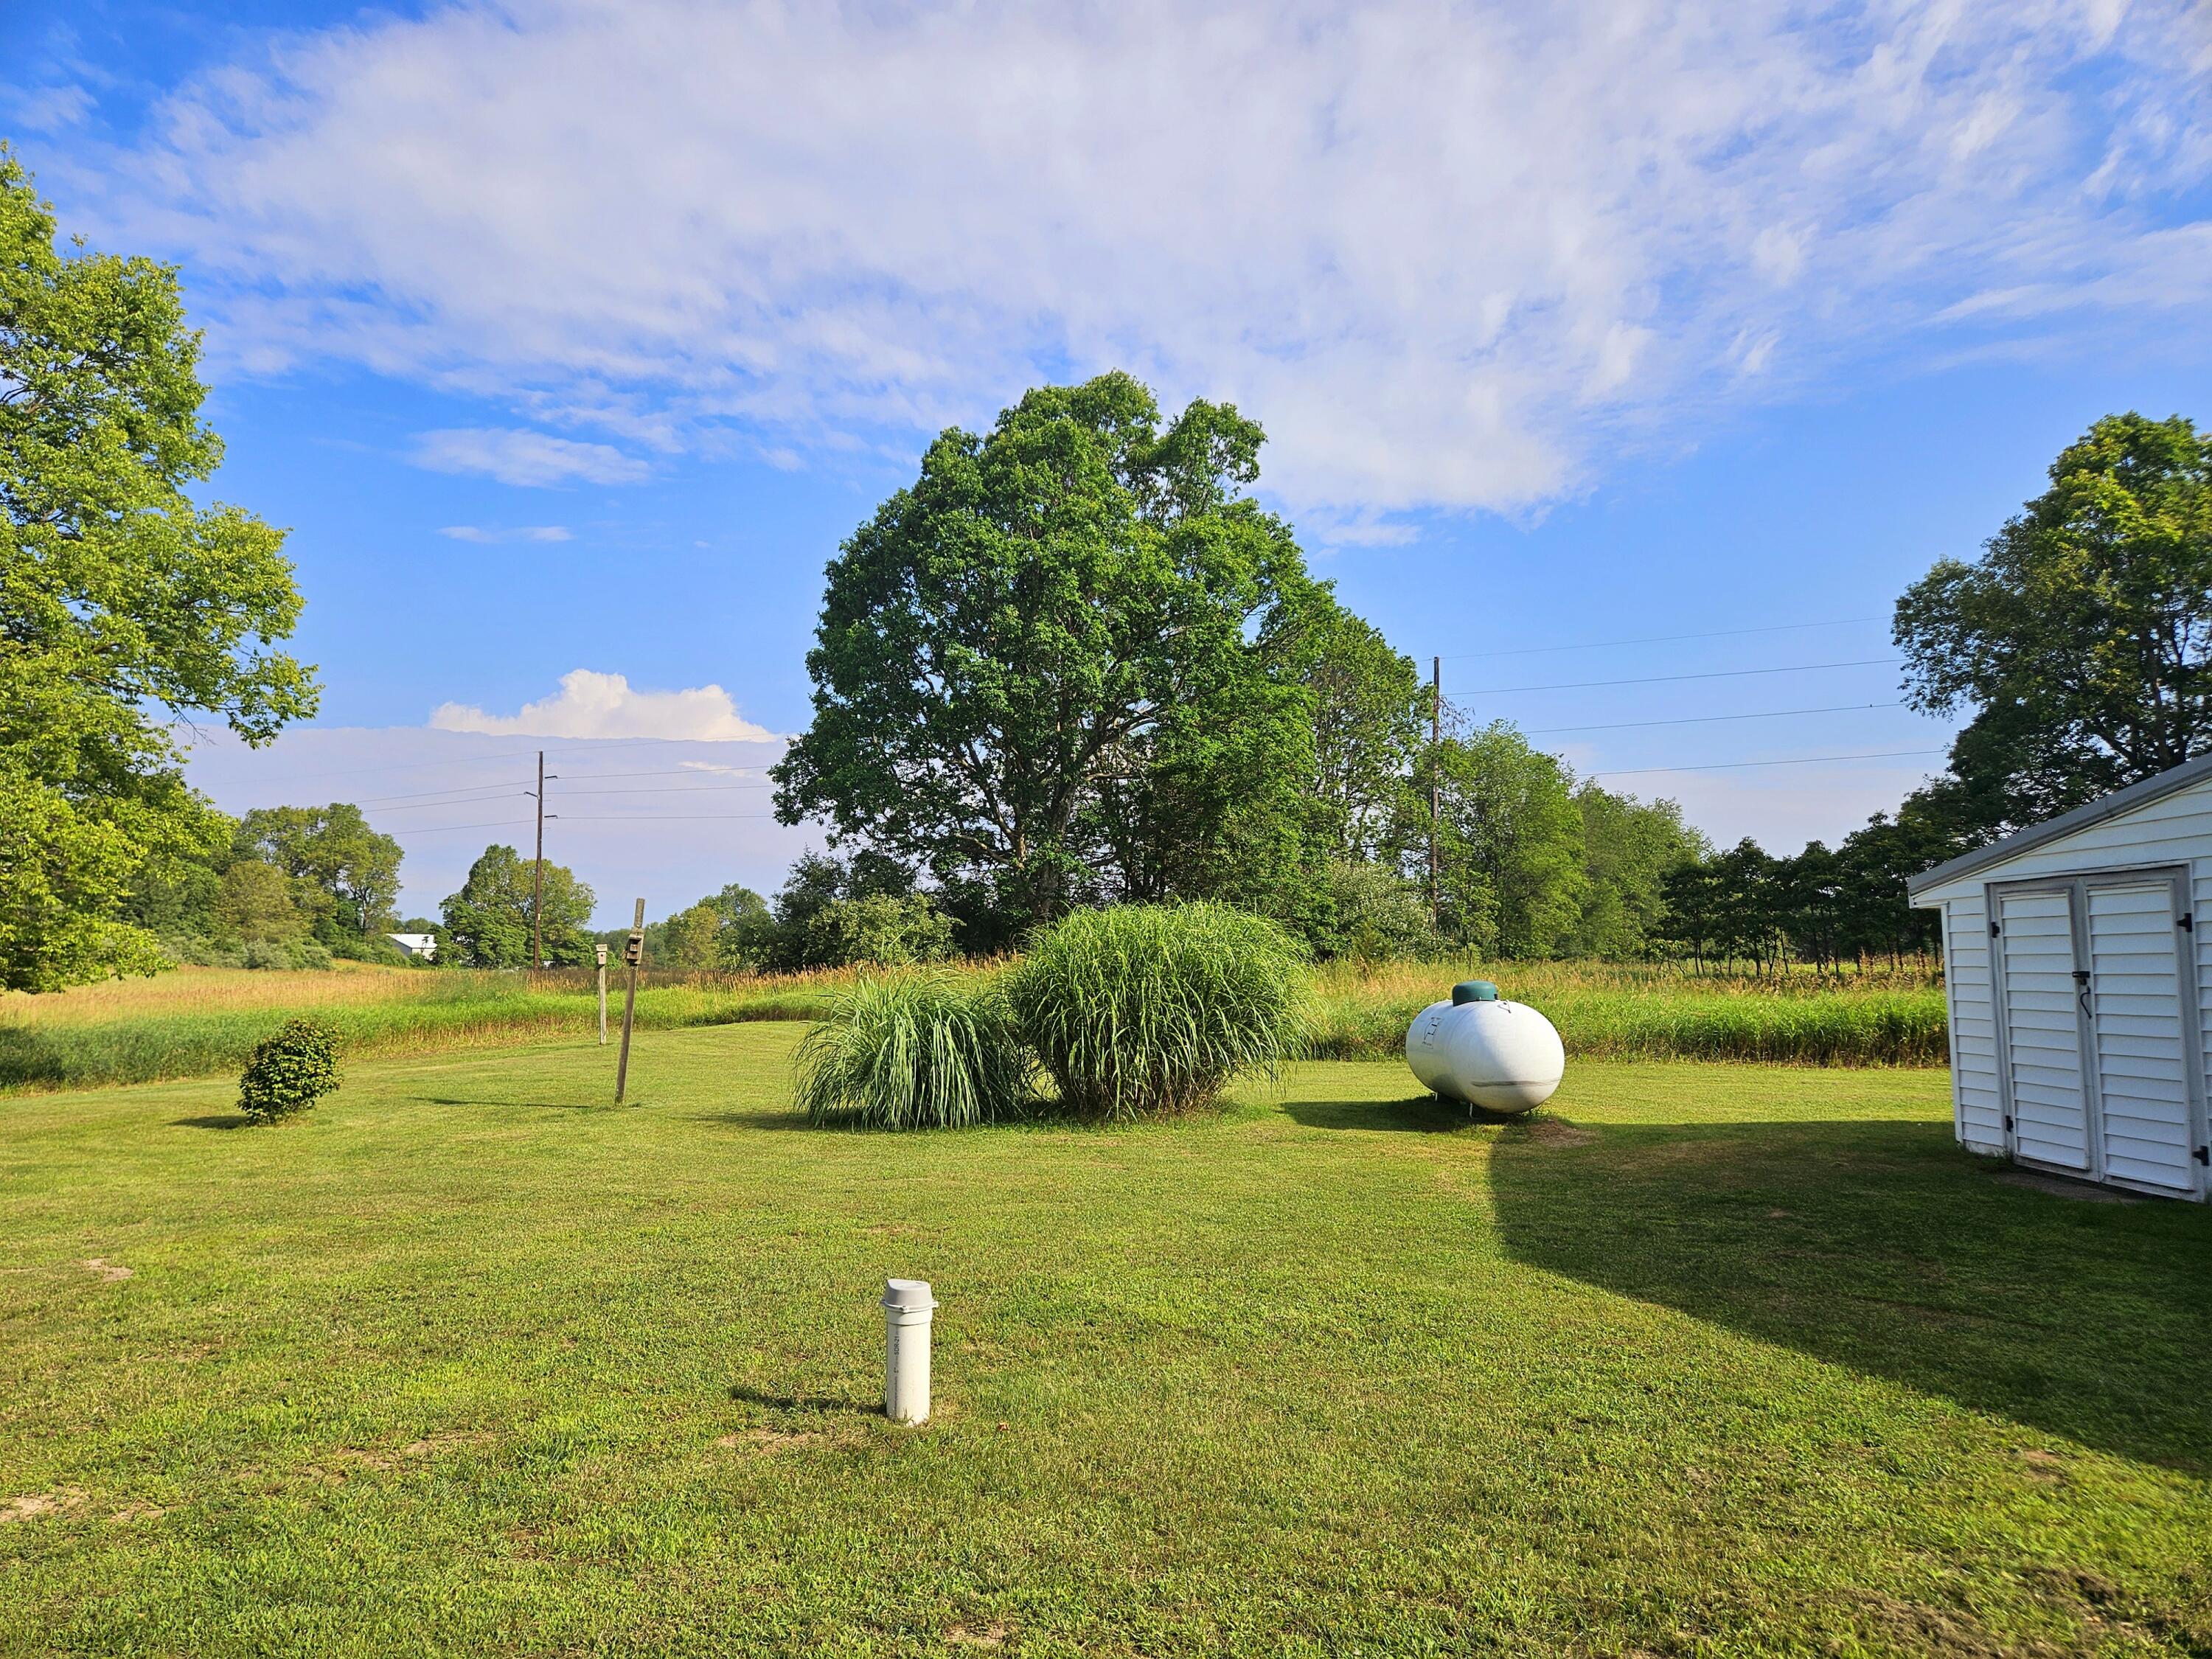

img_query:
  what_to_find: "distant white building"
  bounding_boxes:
[387,933,438,962]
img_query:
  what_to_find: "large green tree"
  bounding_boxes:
[1896,412,2212,838]
[0,150,316,990]
[233,803,403,939]
[772,372,1320,939]
[1568,784,1707,959]
[440,845,597,968]
[1412,721,1587,956]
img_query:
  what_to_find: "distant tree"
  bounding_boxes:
[440,845,596,967]
[1413,721,1587,956]
[0,150,316,991]
[801,893,957,968]
[213,860,310,946]
[1568,785,1707,958]
[1896,411,2212,841]
[1307,858,1438,961]
[233,804,403,938]
[773,372,1320,938]
[1288,597,1428,862]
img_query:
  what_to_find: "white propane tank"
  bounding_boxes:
[1405,981,1564,1113]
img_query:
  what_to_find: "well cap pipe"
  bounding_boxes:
[883,1278,936,1312]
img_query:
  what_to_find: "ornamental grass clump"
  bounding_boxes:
[794,973,1029,1130]
[237,1017,341,1123]
[1005,902,1309,1120]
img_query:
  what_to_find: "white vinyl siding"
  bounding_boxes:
[1915,781,2212,908]
[1998,889,2091,1172]
[1942,896,2005,1152]
[2086,883,2196,1192]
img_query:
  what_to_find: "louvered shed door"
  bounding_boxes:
[1999,889,2090,1171]
[2086,881,2196,1192]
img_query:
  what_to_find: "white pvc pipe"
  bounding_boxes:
[882,1279,936,1425]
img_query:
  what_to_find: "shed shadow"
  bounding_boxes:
[1489,1116,2212,1472]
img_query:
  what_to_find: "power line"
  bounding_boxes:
[1440,615,1885,661]
[1525,700,1906,736]
[1585,748,1944,779]
[355,778,533,807]
[554,782,773,797]
[560,813,782,822]
[1466,658,1901,695]
[382,818,536,837]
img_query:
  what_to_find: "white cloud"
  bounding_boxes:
[411,428,647,487]
[429,669,779,742]
[7,84,93,133]
[437,524,574,543]
[81,0,2212,519]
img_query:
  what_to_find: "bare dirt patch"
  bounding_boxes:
[80,1258,133,1281]
[1,1489,85,1523]
[947,1623,1008,1647]
[1517,1118,1598,1148]
[1994,1170,2142,1204]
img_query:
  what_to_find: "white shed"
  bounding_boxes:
[1909,753,2212,1200]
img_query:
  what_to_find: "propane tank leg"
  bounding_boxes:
[882,1279,936,1424]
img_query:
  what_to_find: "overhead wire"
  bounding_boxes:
[1585,748,1945,779]
[1466,657,1902,695]
[1441,614,1886,661]
[1523,701,1905,736]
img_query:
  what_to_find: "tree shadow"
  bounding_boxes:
[1280,1092,1493,1133]
[689,1110,815,1131]
[0,1026,67,1090]
[1489,1116,2212,1472]
[170,1113,253,1131]
[422,1096,598,1112]
[728,1383,877,1416]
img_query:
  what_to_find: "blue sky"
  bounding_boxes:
[7,1,2211,925]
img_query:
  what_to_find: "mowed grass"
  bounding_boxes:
[3,1029,2207,1655]
[1,956,1950,1094]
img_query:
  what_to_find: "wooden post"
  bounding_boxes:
[595,942,609,1045]
[615,898,644,1103]
[1429,655,1441,925]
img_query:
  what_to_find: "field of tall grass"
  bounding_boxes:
[0,955,1950,1094]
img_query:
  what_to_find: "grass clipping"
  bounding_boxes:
[793,972,1029,1130]
[1004,902,1309,1121]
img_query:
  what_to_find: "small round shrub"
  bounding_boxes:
[795,972,1029,1130]
[1004,902,1309,1120]
[240,940,296,971]
[237,1018,342,1123]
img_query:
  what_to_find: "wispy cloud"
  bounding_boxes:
[429,669,779,742]
[78,0,2212,520]
[411,428,647,488]
[437,524,574,544]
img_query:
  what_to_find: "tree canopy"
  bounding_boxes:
[772,372,1318,942]
[1896,411,2212,839]
[0,149,316,990]
[440,846,596,968]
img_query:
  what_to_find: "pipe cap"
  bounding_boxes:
[1452,980,1500,1004]
[883,1278,936,1312]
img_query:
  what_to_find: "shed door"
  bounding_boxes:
[1998,888,2092,1171]
[2085,880,2197,1192]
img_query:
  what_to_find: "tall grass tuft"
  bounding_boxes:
[1004,903,1309,1120]
[793,973,1030,1130]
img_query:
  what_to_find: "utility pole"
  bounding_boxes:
[615,898,644,1103]
[526,751,558,968]
[1430,655,1441,925]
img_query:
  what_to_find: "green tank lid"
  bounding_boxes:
[1451,980,1500,1004]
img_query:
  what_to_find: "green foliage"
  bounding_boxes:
[0,148,315,992]
[214,859,310,945]
[1307,858,1438,961]
[773,372,1322,939]
[1291,597,1429,861]
[1004,902,1308,1119]
[233,803,403,940]
[1896,411,2212,841]
[801,893,956,968]
[1413,720,1587,956]
[1568,785,1708,958]
[793,973,1029,1129]
[236,1016,341,1121]
[439,844,597,967]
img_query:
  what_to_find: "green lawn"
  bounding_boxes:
[2,1027,2207,1655]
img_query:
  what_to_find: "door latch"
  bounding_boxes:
[2180,912,2194,932]
[2194,1146,2209,1166]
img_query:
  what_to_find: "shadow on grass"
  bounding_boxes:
[729,1383,877,1416]
[1281,1093,1486,1133]
[1488,1115,2212,1472]
[0,1025,68,1090]
[171,1113,252,1130]
[690,1110,815,1131]
[422,1096,599,1112]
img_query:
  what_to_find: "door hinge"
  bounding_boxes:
[2004,1116,2014,1133]
[1990,920,2002,936]
[2180,912,2194,932]
[2194,1146,2209,1166]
